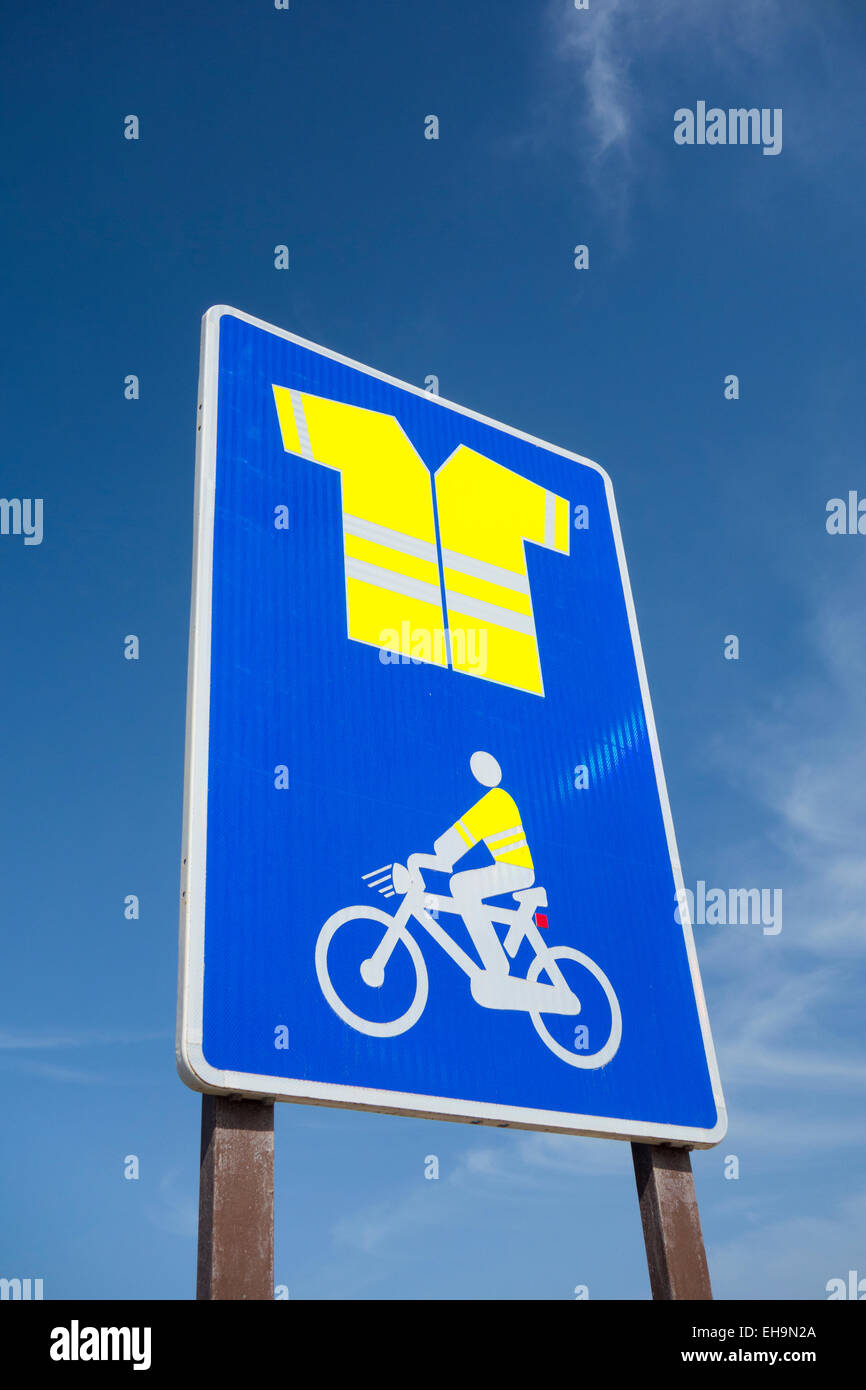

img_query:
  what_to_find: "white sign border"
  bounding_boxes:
[176,305,728,1148]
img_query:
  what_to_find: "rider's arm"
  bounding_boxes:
[432,824,467,869]
[408,825,467,877]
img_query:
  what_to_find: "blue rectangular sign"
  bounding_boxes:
[177,306,726,1144]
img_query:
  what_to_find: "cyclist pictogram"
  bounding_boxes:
[315,751,622,1068]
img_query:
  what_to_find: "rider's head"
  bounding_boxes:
[470,751,502,788]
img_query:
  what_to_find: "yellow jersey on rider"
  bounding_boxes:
[453,789,533,870]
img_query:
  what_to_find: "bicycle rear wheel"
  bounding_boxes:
[528,946,621,1068]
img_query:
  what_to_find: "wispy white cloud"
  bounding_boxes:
[457,1128,630,1188]
[544,0,637,167]
[712,593,866,958]
[710,1187,866,1299]
[710,961,866,1091]
[681,576,866,1152]
[727,1106,866,1152]
[0,1027,169,1051]
[332,1128,628,1260]
[0,1027,170,1084]
[7,1059,109,1085]
[536,0,826,215]
[331,1182,444,1256]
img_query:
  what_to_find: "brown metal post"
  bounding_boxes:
[631,1142,712,1300]
[197,1095,275,1300]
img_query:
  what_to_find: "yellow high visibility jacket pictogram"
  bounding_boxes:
[453,788,533,870]
[271,387,570,695]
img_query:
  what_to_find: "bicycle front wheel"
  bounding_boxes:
[315,905,428,1038]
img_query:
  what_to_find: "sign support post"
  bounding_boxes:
[631,1142,712,1300]
[196,1096,275,1300]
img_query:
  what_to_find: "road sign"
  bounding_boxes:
[177,305,727,1146]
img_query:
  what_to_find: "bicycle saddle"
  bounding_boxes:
[512,887,547,908]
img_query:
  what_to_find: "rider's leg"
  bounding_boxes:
[449,864,534,976]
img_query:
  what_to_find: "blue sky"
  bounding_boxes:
[1,0,865,1299]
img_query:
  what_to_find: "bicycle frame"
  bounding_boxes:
[317,860,619,1060]
[364,868,572,995]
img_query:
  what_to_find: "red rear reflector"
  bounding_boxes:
[535,912,548,930]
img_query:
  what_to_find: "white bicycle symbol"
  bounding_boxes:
[315,854,622,1068]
